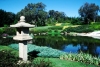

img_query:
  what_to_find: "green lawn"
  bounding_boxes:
[30,22,100,34]
[0,45,18,57]
[35,57,99,67]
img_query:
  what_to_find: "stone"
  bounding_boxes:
[10,16,35,61]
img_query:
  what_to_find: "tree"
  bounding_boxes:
[16,2,47,26]
[48,10,66,23]
[79,2,100,24]
[0,9,15,27]
[71,17,82,25]
[96,15,100,22]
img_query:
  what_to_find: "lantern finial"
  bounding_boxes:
[20,16,25,22]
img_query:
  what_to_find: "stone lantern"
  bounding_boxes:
[10,16,35,61]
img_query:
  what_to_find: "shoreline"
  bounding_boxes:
[69,31,100,39]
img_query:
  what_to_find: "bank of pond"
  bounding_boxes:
[0,35,100,66]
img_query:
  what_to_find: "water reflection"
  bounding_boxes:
[32,35,100,57]
[62,44,80,53]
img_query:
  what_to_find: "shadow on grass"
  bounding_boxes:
[28,50,40,59]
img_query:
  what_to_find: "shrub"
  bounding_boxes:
[60,52,100,66]
[0,37,17,46]
[0,27,4,34]
[0,50,19,67]
[32,59,52,67]
[66,25,94,33]
[9,44,66,58]
[0,50,52,67]
[3,27,16,35]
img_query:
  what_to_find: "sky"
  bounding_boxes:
[0,0,100,17]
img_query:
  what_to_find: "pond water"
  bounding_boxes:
[1,35,100,57]
[32,35,100,57]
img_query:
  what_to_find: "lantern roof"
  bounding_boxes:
[10,16,35,27]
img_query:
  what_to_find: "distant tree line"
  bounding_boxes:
[0,2,100,27]
[0,9,15,27]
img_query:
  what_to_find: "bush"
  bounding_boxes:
[66,25,94,33]
[0,27,4,34]
[32,59,52,67]
[0,50,19,67]
[3,27,16,35]
[9,44,66,58]
[60,52,100,66]
[0,37,17,46]
[0,50,52,67]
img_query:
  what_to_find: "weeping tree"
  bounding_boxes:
[79,2,100,24]
[16,2,48,26]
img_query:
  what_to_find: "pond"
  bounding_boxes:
[0,35,100,57]
[32,35,100,57]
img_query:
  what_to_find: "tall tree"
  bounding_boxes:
[16,2,47,26]
[78,2,100,24]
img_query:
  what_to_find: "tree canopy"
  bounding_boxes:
[0,9,15,27]
[79,2,100,24]
[16,2,47,26]
[16,2,67,26]
[0,2,100,27]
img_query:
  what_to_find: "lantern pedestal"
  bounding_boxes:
[19,41,27,61]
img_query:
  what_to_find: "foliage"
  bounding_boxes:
[36,57,98,67]
[0,27,16,35]
[0,9,15,27]
[32,58,52,67]
[9,44,66,58]
[0,50,52,67]
[48,29,62,36]
[60,52,100,66]
[0,36,17,46]
[48,10,66,23]
[30,26,63,34]
[30,22,100,34]
[65,23,100,33]
[3,27,16,35]
[0,50,19,67]
[66,25,94,33]
[96,15,100,22]
[16,2,47,26]
[71,17,82,25]
[16,2,67,26]
[79,2,100,24]
[0,27,4,34]
[16,59,52,67]
[30,26,50,34]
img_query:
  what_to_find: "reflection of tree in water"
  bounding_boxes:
[32,36,67,49]
[78,42,99,57]
[32,35,100,57]
[78,42,87,53]
[32,37,46,46]
[87,43,99,57]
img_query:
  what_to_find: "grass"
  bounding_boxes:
[30,22,100,34]
[35,57,99,67]
[0,45,12,50]
[0,45,18,57]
